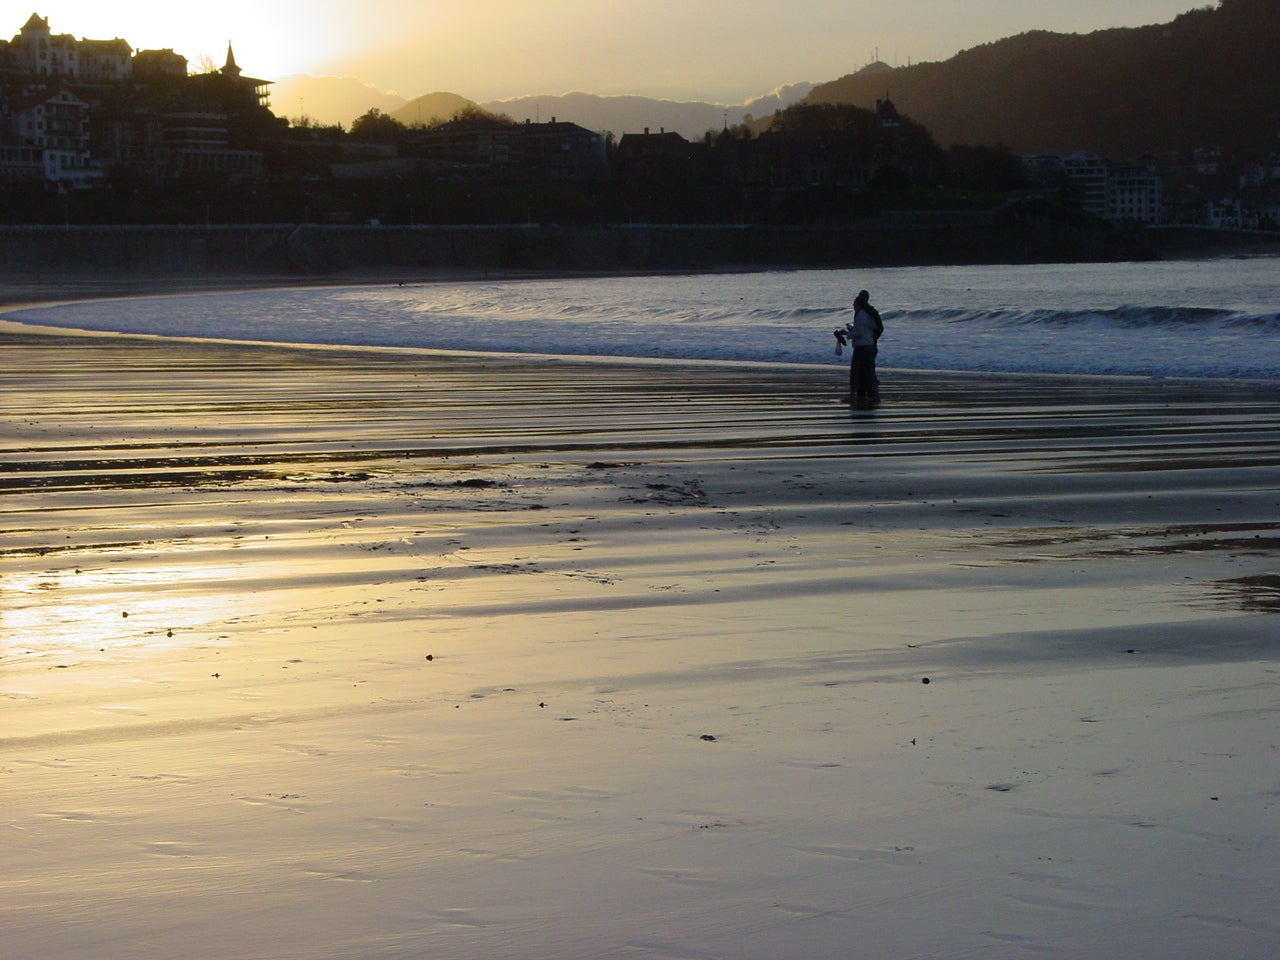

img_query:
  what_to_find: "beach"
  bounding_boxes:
[3,306,1279,959]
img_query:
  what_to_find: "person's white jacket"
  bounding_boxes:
[847,308,877,347]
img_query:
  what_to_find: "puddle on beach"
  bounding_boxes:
[2,557,293,660]
[1206,573,1280,614]
[976,521,1280,561]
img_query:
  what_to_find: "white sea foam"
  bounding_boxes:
[8,259,1278,380]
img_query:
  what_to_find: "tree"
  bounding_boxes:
[771,102,878,133]
[423,105,516,131]
[349,108,407,142]
[945,144,1026,193]
[288,116,345,137]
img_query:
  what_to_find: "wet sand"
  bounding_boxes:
[3,315,1279,960]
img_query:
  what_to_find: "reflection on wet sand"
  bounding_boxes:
[3,326,1280,960]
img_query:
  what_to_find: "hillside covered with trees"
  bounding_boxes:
[807,0,1279,161]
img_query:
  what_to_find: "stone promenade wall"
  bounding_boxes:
[0,218,1170,279]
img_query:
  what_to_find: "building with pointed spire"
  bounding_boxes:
[222,43,240,79]
[160,43,273,182]
[216,42,271,109]
[1,14,279,187]
[875,96,901,129]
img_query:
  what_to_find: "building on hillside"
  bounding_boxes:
[403,117,604,176]
[508,119,606,176]
[0,85,99,189]
[1106,159,1163,224]
[92,108,267,183]
[1,16,275,188]
[1020,154,1065,184]
[1061,152,1109,218]
[1055,151,1163,224]
[75,38,132,83]
[875,97,900,129]
[404,113,515,166]
[92,111,266,184]
[170,45,269,181]
[132,48,187,82]
[873,96,902,159]
[750,128,873,190]
[1193,147,1223,177]
[614,128,700,180]
[0,144,42,181]
[164,110,264,181]
[91,113,168,179]
[7,13,77,77]
[3,13,131,82]
[1256,201,1280,230]
[188,44,271,110]
[2,15,185,88]
[223,43,271,109]
[1206,197,1249,229]
[1238,155,1280,188]
[6,15,268,105]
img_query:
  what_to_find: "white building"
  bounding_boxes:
[78,37,133,83]
[1,86,100,190]
[1206,198,1256,230]
[1106,161,1163,225]
[1061,151,1163,225]
[6,13,132,82]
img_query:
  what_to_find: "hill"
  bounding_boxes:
[474,84,815,139]
[390,92,480,127]
[806,0,1280,160]
[286,81,813,139]
[476,92,738,138]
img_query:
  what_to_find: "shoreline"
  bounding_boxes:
[5,265,1279,391]
[6,315,1278,395]
[3,296,1279,959]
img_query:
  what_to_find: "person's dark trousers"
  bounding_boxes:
[850,346,877,402]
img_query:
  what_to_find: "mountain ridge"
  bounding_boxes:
[805,0,1280,159]
[271,74,407,126]
[271,0,1277,161]
[473,84,816,138]
[272,74,817,139]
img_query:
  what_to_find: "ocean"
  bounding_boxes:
[8,258,1278,381]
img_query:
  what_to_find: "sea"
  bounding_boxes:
[8,258,1279,382]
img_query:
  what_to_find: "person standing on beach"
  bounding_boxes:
[834,289,884,406]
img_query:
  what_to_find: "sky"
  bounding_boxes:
[24,1,1204,105]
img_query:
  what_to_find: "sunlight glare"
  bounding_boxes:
[24,2,360,82]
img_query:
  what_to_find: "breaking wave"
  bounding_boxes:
[904,305,1277,330]
[5,259,1278,381]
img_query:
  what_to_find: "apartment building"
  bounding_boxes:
[3,16,270,188]
[1106,160,1163,224]
[1029,152,1164,225]
[4,13,131,82]
[0,85,98,189]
